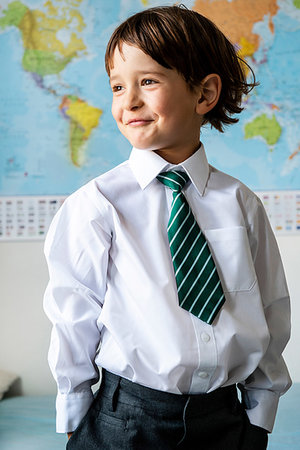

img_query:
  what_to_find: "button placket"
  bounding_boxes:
[190,316,217,392]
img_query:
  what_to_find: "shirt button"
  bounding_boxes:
[198,371,209,379]
[201,332,210,343]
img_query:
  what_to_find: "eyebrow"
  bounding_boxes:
[109,71,168,82]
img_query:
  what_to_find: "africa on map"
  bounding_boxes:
[1,0,300,195]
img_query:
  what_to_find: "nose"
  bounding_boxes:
[123,85,143,111]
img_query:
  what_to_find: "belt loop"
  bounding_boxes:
[110,375,121,412]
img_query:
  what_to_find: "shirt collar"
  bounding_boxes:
[129,144,210,196]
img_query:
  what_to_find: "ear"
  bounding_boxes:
[195,74,222,115]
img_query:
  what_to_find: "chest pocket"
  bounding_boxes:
[204,226,257,293]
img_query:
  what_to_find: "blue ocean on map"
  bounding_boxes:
[0,0,299,195]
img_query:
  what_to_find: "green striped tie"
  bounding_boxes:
[157,170,225,324]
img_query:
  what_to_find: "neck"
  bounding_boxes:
[154,142,200,164]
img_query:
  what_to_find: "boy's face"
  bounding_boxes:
[109,43,204,163]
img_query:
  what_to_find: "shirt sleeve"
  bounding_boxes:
[239,196,292,432]
[43,185,111,433]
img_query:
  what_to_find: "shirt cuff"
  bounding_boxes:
[242,388,280,432]
[56,391,94,433]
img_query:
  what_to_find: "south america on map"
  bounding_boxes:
[0,0,300,195]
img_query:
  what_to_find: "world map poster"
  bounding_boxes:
[0,0,300,238]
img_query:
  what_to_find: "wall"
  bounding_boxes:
[276,236,300,382]
[0,241,55,395]
[0,236,299,396]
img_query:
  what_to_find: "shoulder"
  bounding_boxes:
[208,164,260,210]
[46,160,133,242]
[63,159,134,210]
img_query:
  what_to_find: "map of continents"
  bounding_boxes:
[192,0,300,191]
[0,0,300,195]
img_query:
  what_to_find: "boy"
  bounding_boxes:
[44,6,291,449]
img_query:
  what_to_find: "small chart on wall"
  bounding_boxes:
[0,0,299,240]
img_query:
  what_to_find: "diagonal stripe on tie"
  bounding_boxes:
[157,170,225,324]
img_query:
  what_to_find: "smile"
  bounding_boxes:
[126,119,154,126]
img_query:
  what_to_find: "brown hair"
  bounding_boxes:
[105,5,258,132]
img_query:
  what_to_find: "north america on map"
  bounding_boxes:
[0,0,300,195]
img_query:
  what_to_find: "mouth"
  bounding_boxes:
[126,118,154,126]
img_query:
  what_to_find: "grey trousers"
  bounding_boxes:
[67,370,268,450]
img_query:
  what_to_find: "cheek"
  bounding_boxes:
[151,100,173,122]
[146,90,171,115]
[111,101,121,122]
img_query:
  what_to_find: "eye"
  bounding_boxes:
[111,85,123,93]
[142,79,157,86]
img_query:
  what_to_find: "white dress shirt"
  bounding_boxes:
[44,145,291,434]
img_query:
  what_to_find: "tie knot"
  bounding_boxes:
[157,170,189,193]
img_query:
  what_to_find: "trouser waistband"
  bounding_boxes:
[100,369,237,416]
